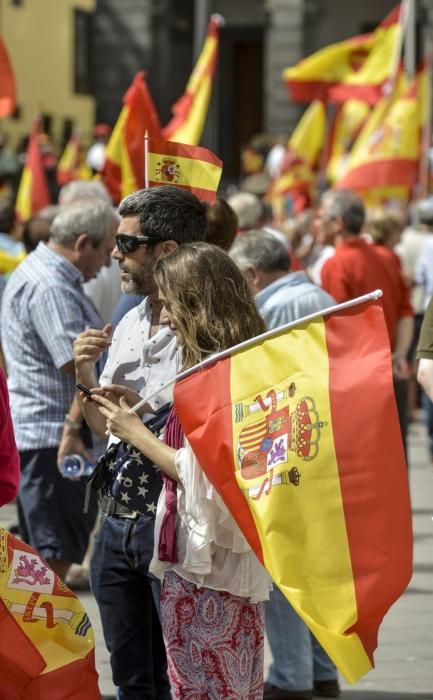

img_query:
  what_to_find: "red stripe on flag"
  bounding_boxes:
[328,82,389,105]
[325,300,412,663]
[337,158,419,191]
[174,358,264,562]
[150,139,223,168]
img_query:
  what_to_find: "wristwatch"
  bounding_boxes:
[64,414,82,431]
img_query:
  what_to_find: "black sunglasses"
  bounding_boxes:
[115,233,162,254]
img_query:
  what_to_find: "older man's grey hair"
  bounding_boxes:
[230,230,290,274]
[50,200,119,247]
[322,189,365,235]
[227,192,263,230]
[58,180,112,206]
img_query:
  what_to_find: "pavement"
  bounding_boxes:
[1,417,432,699]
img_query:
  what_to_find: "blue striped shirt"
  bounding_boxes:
[1,243,102,450]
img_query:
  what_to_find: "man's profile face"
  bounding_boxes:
[112,215,159,296]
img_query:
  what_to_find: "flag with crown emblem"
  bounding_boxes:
[173,295,412,684]
[148,138,222,203]
[0,528,99,699]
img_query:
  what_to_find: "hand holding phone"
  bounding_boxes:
[76,382,93,397]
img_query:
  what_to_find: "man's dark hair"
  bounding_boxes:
[119,186,208,244]
[324,189,365,235]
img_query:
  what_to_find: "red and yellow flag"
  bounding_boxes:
[0,528,99,699]
[57,133,93,186]
[336,70,425,206]
[15,117,51,221]
[328,6,403,104]
[174,295,412,683]
[0,37,16,118]
[147,138,222,203]
[284,5,402,104]
[283,33,373,103]
[162,14,223,145]
[267,101,326,217]
[326,100,370,184]
[102,71,162,203]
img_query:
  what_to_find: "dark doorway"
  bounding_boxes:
[218,26,264,180]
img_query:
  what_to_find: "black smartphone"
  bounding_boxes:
[76,382,93,396]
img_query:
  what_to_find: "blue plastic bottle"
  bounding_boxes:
[60,454,95,479]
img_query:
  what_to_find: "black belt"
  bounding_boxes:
[100,494,140,520]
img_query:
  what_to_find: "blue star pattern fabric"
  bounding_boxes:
[93,404,171,516]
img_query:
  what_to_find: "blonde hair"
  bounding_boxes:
[368,210,403,245]
[154,242,266,369]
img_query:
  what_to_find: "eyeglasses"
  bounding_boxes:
[115,234,162,254]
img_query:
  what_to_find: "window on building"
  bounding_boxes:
[74,9,92,95]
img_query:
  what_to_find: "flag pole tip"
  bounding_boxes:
[211,13,225,27]
[372,289,383,299]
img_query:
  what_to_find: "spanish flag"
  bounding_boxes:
[0,37,16,118]
[336,71,424,205]
[102,71,162,203]
[57,133,93,186]
[147,138,222,203]
[174,293,412,683]
[162,14,223,145]
[326,100,370,184]
[15,117,51,221]
[267,101,325,216]
[284,5,402,104]
[0,528,100,699]
[328,6,404,104]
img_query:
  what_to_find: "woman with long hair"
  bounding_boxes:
[92,242,272,699]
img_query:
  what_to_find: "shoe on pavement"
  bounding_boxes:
[264,682,314,699]
[313,679,341,697]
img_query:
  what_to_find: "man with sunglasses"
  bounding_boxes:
[74,185,208,700]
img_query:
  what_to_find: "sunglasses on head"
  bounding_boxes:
[115,233,162,254]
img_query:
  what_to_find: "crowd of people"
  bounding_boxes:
[1,144,433,699]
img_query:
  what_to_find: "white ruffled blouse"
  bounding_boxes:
[150,440,272,603]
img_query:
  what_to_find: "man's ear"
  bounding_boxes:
[74,233,91,252]
[158,239,178,256]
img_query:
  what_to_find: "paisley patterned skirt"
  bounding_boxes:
[160,570,265,699]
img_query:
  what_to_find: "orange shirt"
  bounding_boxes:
[321,238,413,346]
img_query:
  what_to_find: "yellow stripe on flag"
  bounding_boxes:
[15,167,33,221]
[148,151,222,192]
[230,319,372,681]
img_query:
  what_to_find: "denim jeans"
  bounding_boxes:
[90,514,171,699]
[265,586,337,691]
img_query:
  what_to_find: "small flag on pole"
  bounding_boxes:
[147,138,222,203]
[15,116,51,221]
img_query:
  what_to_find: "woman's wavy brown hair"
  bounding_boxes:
[154,242,267,369]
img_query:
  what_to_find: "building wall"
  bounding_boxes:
[1,0,96,147]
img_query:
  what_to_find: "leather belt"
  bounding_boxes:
[100,494,140,520]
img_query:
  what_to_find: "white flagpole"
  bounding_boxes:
[144,130,149,188]
[127,289,384,415]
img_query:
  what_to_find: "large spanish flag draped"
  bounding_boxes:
[102,71,162,203]
[57,133,93,186]
[174,294,412,683]
[328,5,404,104]
[162,14,223,145]
[336,71,425,205]
[0,528,100,698]
[147,138,222,203]
[0,37,16,117]
[267,100,325,217]
[284,5,402,104]
[15,117,51,221]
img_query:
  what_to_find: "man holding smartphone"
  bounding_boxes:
[74,186,208,700]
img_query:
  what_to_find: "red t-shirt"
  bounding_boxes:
[0,369,20,507]
[321,238,413,345]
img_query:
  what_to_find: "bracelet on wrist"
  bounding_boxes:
[64,415,82,431]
